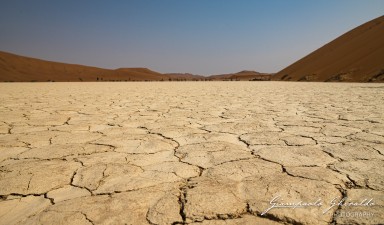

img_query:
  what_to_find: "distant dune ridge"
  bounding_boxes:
[0,51,269,82]
[0,51,172,82]
[164,73,207,81]
[273,15,384,82]
[209,70,272,81]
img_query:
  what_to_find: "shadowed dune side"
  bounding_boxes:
[272,15,384,82]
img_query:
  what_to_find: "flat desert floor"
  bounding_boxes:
[0,82,383,225]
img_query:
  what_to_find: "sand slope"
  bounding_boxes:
[273,15,384,82]
[0,51,271,82]
[0,51,170,82]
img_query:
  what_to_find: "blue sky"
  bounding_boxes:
[0,0,383,75]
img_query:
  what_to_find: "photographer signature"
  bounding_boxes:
[261,196,375,215]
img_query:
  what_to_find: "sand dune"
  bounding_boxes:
[0,51,272,82]
[0,51,172,82]
[273,15,384,82]
[0,51,109,82]
[165,73,206,81]
[114,68,169,81]
[210,70,272,81]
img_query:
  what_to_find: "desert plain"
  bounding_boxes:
[0,82,383,225]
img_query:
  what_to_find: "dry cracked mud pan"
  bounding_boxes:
[0,82,383,225]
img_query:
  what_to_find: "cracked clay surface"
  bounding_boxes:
[0,82,383,225]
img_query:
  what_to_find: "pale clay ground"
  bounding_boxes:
[0,82,383,225]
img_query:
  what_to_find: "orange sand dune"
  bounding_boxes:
[273,15,384,82]
[0,51,169,82]
[114,68,168,81]
[0,50,272,82]
[0,51,108,82]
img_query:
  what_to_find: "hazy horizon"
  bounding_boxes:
[0,0,383,75]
